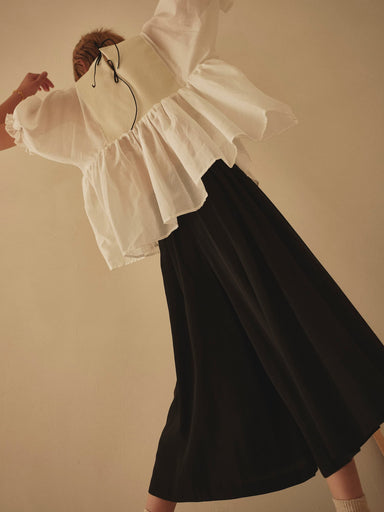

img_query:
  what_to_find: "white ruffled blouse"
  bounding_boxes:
[5,0,298,271]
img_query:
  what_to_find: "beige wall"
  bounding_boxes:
[1,0,383,511]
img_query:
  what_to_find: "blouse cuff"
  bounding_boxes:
[4,112,34,156]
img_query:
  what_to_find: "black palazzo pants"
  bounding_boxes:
[148,158,384,503]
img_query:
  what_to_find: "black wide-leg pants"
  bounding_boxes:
[148,159,384,503]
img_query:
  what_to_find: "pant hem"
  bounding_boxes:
[148,463,318,503]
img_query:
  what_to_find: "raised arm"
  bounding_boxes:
[140,0,234,82]
[0,71,54,151]
[0,93,21,151]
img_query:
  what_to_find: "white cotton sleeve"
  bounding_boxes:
[140,0,234,82]
[4,85,92,167]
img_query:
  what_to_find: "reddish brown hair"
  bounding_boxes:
[72,26,125,82]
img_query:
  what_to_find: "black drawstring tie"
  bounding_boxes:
[92,39,138,130]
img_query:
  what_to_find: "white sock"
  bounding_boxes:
[332,494,371,512]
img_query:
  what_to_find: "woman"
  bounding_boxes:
[1,1,383,511]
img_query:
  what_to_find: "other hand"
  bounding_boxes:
[16,71,55,99]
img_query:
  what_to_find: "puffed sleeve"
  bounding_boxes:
[4,85,91,167]
[140,0,234,82]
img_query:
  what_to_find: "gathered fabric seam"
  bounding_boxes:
[80,59,215,173]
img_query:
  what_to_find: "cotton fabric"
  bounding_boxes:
[148,159,384,502]
[5,0,298,270]
[332,496,371,512]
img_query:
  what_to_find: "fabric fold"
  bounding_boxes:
[5,113,34,155]
[186,59,299,143]
[80,57,298,270]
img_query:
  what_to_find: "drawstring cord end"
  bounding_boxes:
[90,38,137,130]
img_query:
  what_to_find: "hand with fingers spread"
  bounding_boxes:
[16,71,55,99]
